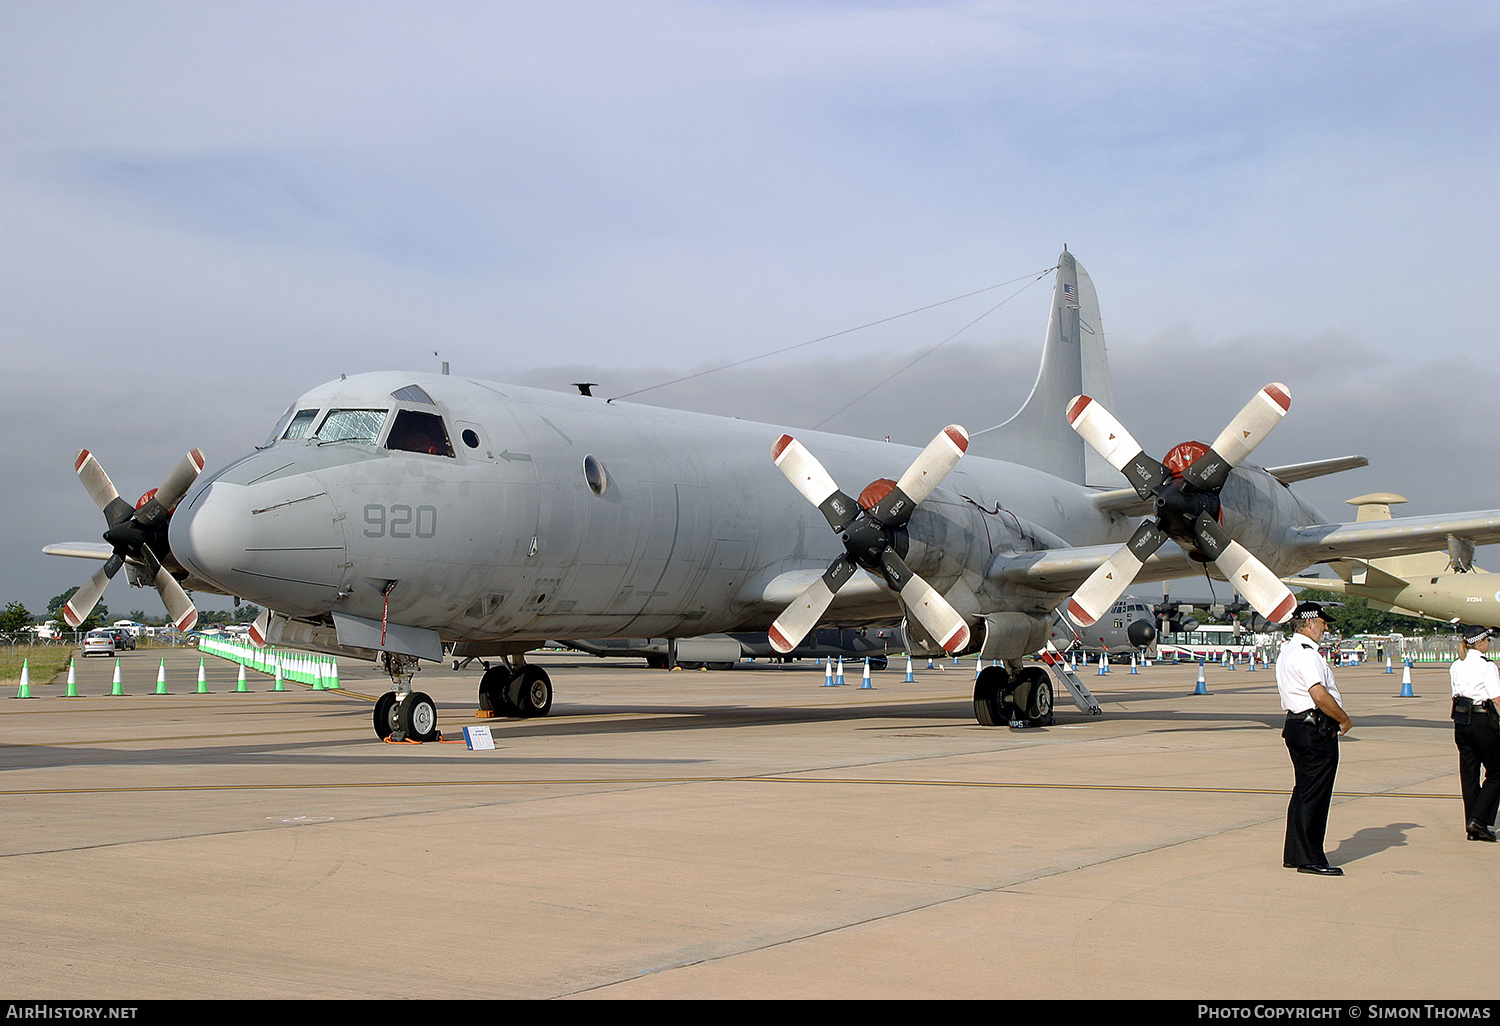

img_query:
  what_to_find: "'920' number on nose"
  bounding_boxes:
[363,504,437,538]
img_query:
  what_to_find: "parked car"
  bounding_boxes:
[82,629,116,658]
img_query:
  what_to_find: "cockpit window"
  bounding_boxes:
[316,409,388,445]
[282,409,320,440]
[386,409,455,457]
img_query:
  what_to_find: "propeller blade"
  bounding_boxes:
[74,450,134,526]
[133,448,206,527]
[873,549,969,653]
[249,607,272,647]
[768,556,857,654]
[1189,514,1297,623]
[869,425,969,525]
[1065,395,1168,499]
[141,545,199,633]
[61,555,124,628]
[1182,383,1291,492]
[1065,521,1169,626]
[771,435,860,532]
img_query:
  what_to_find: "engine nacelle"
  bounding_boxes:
[978,611,1051,661]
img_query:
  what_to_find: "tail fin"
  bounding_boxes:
[969,248,1116,486]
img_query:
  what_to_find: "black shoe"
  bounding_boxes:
[1297,864,1344,876]
[1467,821,1497,842]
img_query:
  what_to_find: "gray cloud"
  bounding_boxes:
[4,1,1497,615]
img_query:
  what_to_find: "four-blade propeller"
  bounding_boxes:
[769,426,972,655]
[62,448,204,632]
[1064,384,1298,628]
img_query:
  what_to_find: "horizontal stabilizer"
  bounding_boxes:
[1264,456,1368,485]
[43,542,115,561]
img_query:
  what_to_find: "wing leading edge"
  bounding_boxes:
[991,510,1500,599]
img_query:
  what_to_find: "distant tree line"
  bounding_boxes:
[1,592,259,637]
[1185,591,1453,638]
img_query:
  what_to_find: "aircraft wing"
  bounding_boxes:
[738,564,891,610]
[990,542,1202,593]
[1292,510,1500,563]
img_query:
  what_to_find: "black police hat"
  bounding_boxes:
[1291,601,1332,623]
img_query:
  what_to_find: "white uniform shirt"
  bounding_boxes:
[1450,649,1500,703]
[1277,633,1341,713]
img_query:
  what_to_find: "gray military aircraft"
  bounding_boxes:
[1049,595,1160,657]
[559,627,906,670]
[48,249,1500,740]
[1284,493,1500,628]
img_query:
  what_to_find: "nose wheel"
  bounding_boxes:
[374,690,440,742]
[374,652,440,742]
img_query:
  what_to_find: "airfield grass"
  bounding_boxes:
[1,642,76,687]
[1,638,199,686]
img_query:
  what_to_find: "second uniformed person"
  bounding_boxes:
[1450,625,1500,842]
[1276,601,1353,875]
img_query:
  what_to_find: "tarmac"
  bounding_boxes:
[2,646,1497,1001]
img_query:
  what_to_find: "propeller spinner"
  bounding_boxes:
[1064,384,1297,628]
[62,448,204,633]
[768,426,972,655]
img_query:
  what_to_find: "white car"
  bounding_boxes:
[82,629,116,658]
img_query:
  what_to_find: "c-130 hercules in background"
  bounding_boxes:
[49,250,1500,739]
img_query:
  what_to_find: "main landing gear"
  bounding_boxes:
[373,651,554,742]
[477,657,552,719]
[972,663,1055,728]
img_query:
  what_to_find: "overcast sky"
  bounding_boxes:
[2,0,1496,619]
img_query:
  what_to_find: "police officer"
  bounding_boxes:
[1450,624,1500,841]
[1276,601,1352,875]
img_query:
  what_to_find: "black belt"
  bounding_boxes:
[1288,709,1339,736]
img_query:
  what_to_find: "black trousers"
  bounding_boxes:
[1283,715,1340,867]
[1455,713,1500,827]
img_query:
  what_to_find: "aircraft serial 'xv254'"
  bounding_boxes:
[49,250,1500,740]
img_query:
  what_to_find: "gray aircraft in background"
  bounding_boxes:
[49,249,1500,739]
[559,626,906,671]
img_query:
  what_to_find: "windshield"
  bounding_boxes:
[316,409,388,445]
[282,409,320,440]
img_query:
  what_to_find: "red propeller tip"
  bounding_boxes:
[768,625,794,653]
[941,624,971,654]
[74,450,91,472]
[770,435,794,461]
[1066,598,1097,627]
[944,426,969,452]
[1263,384,1291,411]
[1065,396,1093,424]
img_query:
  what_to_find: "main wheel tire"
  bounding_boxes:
[972,665,1012,726]
[374,692,398,739]
[478,665,515,715]
[1011,667,1054,728]
[398,691,439,742]
[509,666,553,718]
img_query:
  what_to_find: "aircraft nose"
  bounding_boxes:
[169,458,349,616]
